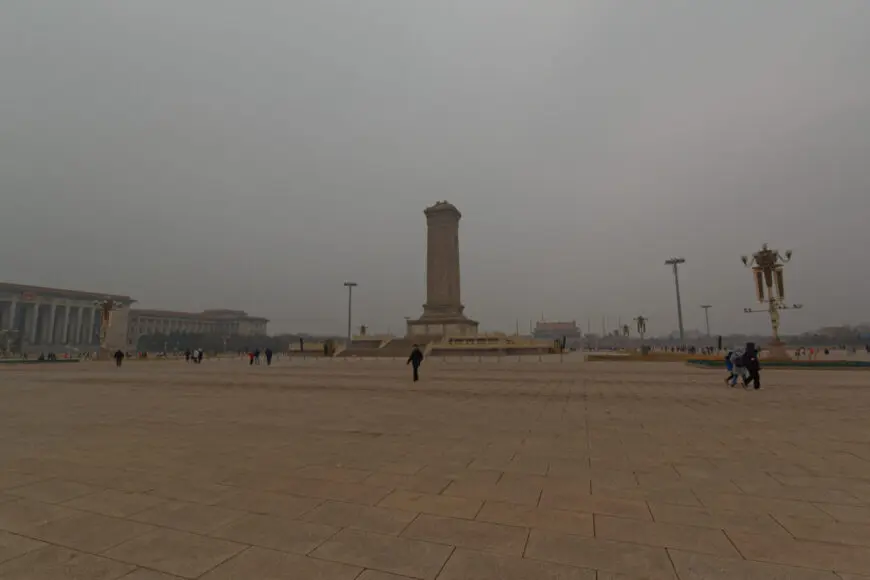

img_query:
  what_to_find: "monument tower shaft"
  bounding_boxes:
[424,205,462,315]
[406,201,478,338]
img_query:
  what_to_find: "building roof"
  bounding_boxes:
[130,308,268,322]
[130,309,208,320]
[535,321,579,332]
[0,282,134,303]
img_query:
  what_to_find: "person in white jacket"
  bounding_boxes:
[725,348,747,387]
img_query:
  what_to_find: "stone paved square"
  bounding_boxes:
[0,357,869,578]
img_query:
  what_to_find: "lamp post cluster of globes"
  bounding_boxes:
[740,244,803,345]
[654,244,802,347]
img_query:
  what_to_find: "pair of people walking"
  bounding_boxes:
[724,342,761,389]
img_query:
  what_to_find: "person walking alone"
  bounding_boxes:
[407,344,424,382]
[265,347,273,366]
[113,349,125,368]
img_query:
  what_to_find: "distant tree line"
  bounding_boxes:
[135,332,326,353]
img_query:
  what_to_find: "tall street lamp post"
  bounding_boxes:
[343,282,357,350]
[700,305,712,337]
[664,258,686,344]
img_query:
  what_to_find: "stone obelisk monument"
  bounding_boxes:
[406,201,478,339]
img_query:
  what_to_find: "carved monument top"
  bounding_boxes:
[424,200,461,218]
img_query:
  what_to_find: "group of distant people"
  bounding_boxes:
[236,342,426,380]
[247,348,273,366]
[723,342,762,389]
[184,349,205,364]
[794,347,830,359]
[793,345,870,358]
[31,350,131,366]
[236,343,425,380]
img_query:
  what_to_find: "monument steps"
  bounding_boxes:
[335,337,431,358]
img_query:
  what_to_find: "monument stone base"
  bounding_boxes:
[766,340,793,361]
[406,317,479,340]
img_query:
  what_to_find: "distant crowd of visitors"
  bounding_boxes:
[246,348,273,366]
[183,349,205,364]
[21,341,870,390]
[794,345,869,358]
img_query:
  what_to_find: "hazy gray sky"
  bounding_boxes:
[2,1,868,336]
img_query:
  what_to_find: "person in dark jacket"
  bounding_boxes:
[265,347,273,366]
[407,345,424,382]
[743,342,761,389]
[113,349,125,367]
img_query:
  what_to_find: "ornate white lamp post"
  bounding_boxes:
[634,315,648,342]
[741,244,803,358]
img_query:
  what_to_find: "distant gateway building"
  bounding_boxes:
[533,320,583,341]
[127,309,268,346]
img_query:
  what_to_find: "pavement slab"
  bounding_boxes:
[1,357,869,577]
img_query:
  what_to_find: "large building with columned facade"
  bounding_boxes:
[0,282,135,354]
[126,309,268,347]
[1,281,268,354]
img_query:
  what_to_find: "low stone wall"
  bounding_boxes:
[349,339,385,349]
[429,345,553,357]
[688,359,870,370]
[586,352,716,362]
[336,338,420,358]
[19,342,97,357]
[0,358,80,365]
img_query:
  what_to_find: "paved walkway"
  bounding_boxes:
[0,358,869,579]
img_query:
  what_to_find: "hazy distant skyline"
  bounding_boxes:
[2,2,869,335]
